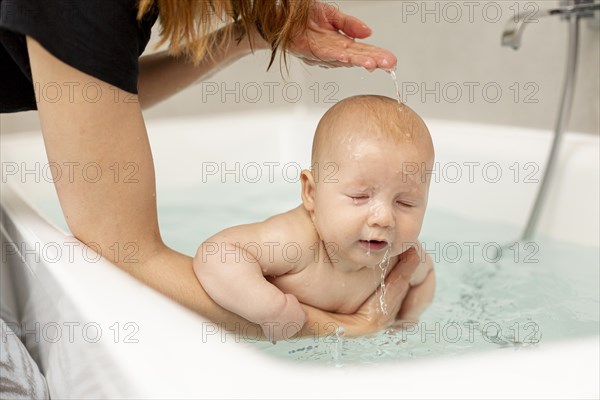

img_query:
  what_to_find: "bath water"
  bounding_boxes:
[150,181,599,364]
[39,179,600,365]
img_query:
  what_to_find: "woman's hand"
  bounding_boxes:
[346,245,428,335]
[288,2,397,72]
[300,246,424,338]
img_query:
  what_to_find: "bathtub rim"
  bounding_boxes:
[2,180,599,398]
[1,112,599,398]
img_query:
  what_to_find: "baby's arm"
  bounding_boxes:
[193,219,306,342]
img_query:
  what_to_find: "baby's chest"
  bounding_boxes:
[271,265,382,314]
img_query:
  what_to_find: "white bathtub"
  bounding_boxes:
[1,108,598,399]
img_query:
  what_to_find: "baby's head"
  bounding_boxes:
[301,95,434,268]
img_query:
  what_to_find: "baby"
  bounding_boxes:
[193,95,435,342]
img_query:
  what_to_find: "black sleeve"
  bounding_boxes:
[0,0,158,113]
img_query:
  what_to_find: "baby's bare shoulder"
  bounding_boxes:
[261,206,319,250]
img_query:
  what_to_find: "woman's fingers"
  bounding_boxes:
[344,41,398,70]
[289,2,397,71]
[396,252,436,322]
[301,246,424,338]
[348,54,377,71]
[310,42,395,71]
[352,245,422,333]
[327,7,372,39]
[380,246,422,316]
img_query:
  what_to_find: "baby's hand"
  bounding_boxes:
[260,293,307,343]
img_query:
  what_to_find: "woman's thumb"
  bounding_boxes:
[381,246,421,314]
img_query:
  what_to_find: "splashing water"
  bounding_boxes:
[331,326,345,367]
[378,244,392,315]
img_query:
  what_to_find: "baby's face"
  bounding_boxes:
[306,135,431,269]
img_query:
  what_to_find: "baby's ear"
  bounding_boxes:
[300,169,316,211]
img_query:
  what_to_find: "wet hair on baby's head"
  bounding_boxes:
[311,95,432,165]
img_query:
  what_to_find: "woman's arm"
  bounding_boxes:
[138,23,269,109]
[26,30,410,341]
[26,35,258,333]
[29,32,406,341]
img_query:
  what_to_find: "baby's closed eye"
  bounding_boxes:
[395,200,415,208]
[347,194,370,204]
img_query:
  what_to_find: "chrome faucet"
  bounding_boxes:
[502,0,599,50]
[499,0,599,244]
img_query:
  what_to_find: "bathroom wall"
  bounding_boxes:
[1,0,598,134]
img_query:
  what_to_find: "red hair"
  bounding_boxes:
[137,0,313,69]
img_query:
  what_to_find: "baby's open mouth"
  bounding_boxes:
[359,240,388,251]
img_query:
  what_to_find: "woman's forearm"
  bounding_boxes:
[135,245,265,337]
[138,23,269,109]
[26,34,266,340]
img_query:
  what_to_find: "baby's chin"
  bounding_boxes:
[348,250,399,269]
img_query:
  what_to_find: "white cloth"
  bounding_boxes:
[0,319,49,400]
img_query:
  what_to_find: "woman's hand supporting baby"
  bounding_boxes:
[299,244,434,338]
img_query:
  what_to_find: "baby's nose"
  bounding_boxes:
[367,202,395,228]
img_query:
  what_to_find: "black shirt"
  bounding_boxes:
[0,0,158,113]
